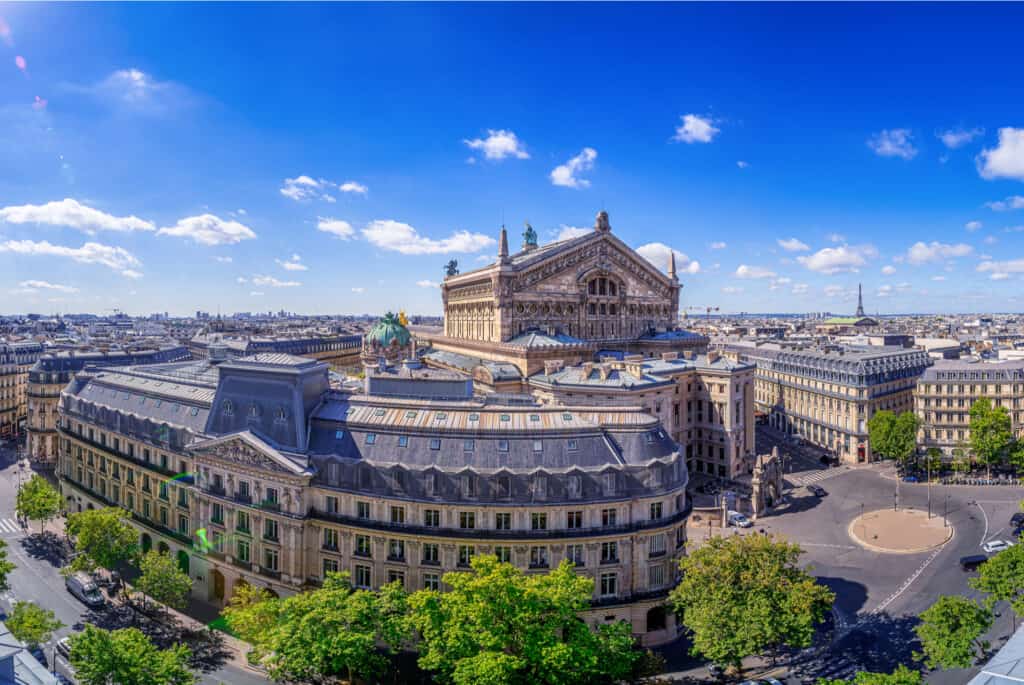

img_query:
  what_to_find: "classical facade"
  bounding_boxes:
[25,347,190,466]
[720,340,931,463]
[0,341,44,440]
[916,359,1024,454]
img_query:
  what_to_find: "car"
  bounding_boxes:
[760,679,785,685]
[707,663,725,680]
[1011,512,1024,527]
[983,540,1015,554]
[902,475,919,483]
[65,571,105,608]
[808,485,827,497]
[960,554,988,571]
[728,511,753,528]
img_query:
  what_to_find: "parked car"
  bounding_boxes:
[66,571,105,608]
[54,637,72,662]
[1010,512,1024,527]
[983,539,1015,554]
[707,663,725,680]
[728,511,753,528]
[808,485,827,497]
[960,554,988,571]
[760,679,784,685]
[902,475,919,483]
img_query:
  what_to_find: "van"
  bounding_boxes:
[960,554,988,572]
[66,571,105,608]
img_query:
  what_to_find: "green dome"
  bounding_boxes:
[366,311,411,348]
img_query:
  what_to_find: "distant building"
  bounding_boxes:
[916,358,1024,454]
[720,340,931,463]
[188,333,362,372]
[0,341,44,439]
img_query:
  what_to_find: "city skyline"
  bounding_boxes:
[3,3,1024,316]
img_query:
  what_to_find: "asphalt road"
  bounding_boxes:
[0,442,268,685]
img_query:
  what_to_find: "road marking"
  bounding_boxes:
[870,546,943,615]
[0,518,20,534]
[976,502,990,547]
[801,543,859,550]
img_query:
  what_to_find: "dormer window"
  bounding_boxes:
[334,430,345,440]
[374,408,386,417]
[365,433,377,445]
[248,404,260,418]
[469,413,479,422]
[398,435,408,447]
[498,440,509,452]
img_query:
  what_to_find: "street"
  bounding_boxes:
[0,442,268,685]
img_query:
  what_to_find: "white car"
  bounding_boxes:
[728,511,753,528]
[983,539,1015,554]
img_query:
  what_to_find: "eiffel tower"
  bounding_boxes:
[855,283,865,317]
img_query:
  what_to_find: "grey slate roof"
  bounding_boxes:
[968,622,1024,685]
[0,620,58,685]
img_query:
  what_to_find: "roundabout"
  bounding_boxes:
[847,507,954,554]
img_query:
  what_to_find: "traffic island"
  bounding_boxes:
[847,507,953,554]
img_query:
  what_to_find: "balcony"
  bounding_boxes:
[206,484,226,497]
[234,493,253,505]
[387,554,406,563]
[421,558,440,566]
[322,543,339,552]
[258,500,281,512]
[259,567,282,581]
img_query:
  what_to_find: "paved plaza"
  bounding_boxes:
[848,507,953,554]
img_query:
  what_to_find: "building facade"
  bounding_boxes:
[720,341,931,463]
[0,341,44,440]
[188,333,362,371]
[916,359,1024,454]
[25,347,190,466]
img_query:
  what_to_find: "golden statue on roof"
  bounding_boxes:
[398,310,409,327]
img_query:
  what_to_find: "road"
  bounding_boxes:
[0,442,268,685]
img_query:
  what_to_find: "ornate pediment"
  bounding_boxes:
[192,432,306,475]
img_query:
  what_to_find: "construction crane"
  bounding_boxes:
[684,305,719,322]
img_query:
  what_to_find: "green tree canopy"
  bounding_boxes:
[817,664,922,685]
[66,506,139,573]
[136,550,193,610]
[868,411,920,466]
[5,601,64,649]
[924,447,943,475]
[68,624,195,685]
[970,397,1014,472]
[915,595,992,669]
[669,533,834,669]
[16,474,62,534]
[408,555,641,685]
[970,542,1024,617]
[0,539,14,590]
[223,572,409,683]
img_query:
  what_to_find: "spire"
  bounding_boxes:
[856,283,865,317]
[498,225,509,264]
[668,249,677,280]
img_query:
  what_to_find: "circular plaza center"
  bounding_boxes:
[848,507,953,554]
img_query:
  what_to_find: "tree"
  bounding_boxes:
[669,534,834,670]
[223,572,409,683]
[817,664,922,685]
[867,410,896,463]
[409,555,641,685]
[66,506,139,574]
[1009,440,1024,475]
[0,539,14,590]
[136,550,193,611]
[970,397,1014,476]
[970,542,1024,620]
[915,595,992,669]
[951,444,972,473]
[15,474,62,534]
[5,601,64,649]
[924,447,943,477]
[68,624,196,685]
[869,411,920,468]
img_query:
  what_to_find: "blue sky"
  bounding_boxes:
[2,3,1024,316]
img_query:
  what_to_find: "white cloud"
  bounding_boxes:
[0,239,141,276]
[120,269,142,280]
[824,284,855,298]
[721,285,743,294]
[317,218,355,240]
[876,285,893,298]
[276,254,307,271]
[978,127,1024,181]
[735,264,777,279]
[351,287,365,294]
[868,129,917,160]
[826,232,846,243]
[19,279,78,293]
[157,214,256,246]
[416,280,440,289]
[556,225,591,241]
[776,237,810,252]
[0,198,154,234]
[673,114,720,144]
[985,235,999,245]
[978,259,1024,276]
[791,283,809,294]
[214,256,233,263]
[550,147,597,189]
[709,241,727,250]
[64,68,193,115]
[236,208,247,216]
[636,242,700,274]
[252,275,301,288]
[250,291,264,296]
[362,220,495,255]
[736,161,749,169]
[965,220,983,231]
[905,241,973,264]
[768,277,792,291]
[985,195,1024,211]
[931,275,946,282]
[797,244,878,274]
[881,265,897,275]
[990,272,1011,281]
[938,127,984,149]
[236,277,248,284]
[463,129,530,161]
[280,175,327,201]
[338,181,368,195]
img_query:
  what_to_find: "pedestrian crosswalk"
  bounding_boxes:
[786,469,843,487]
[0,517,22,535]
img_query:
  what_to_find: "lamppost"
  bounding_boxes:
[943,494,949,528]
[927,456,932,519]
